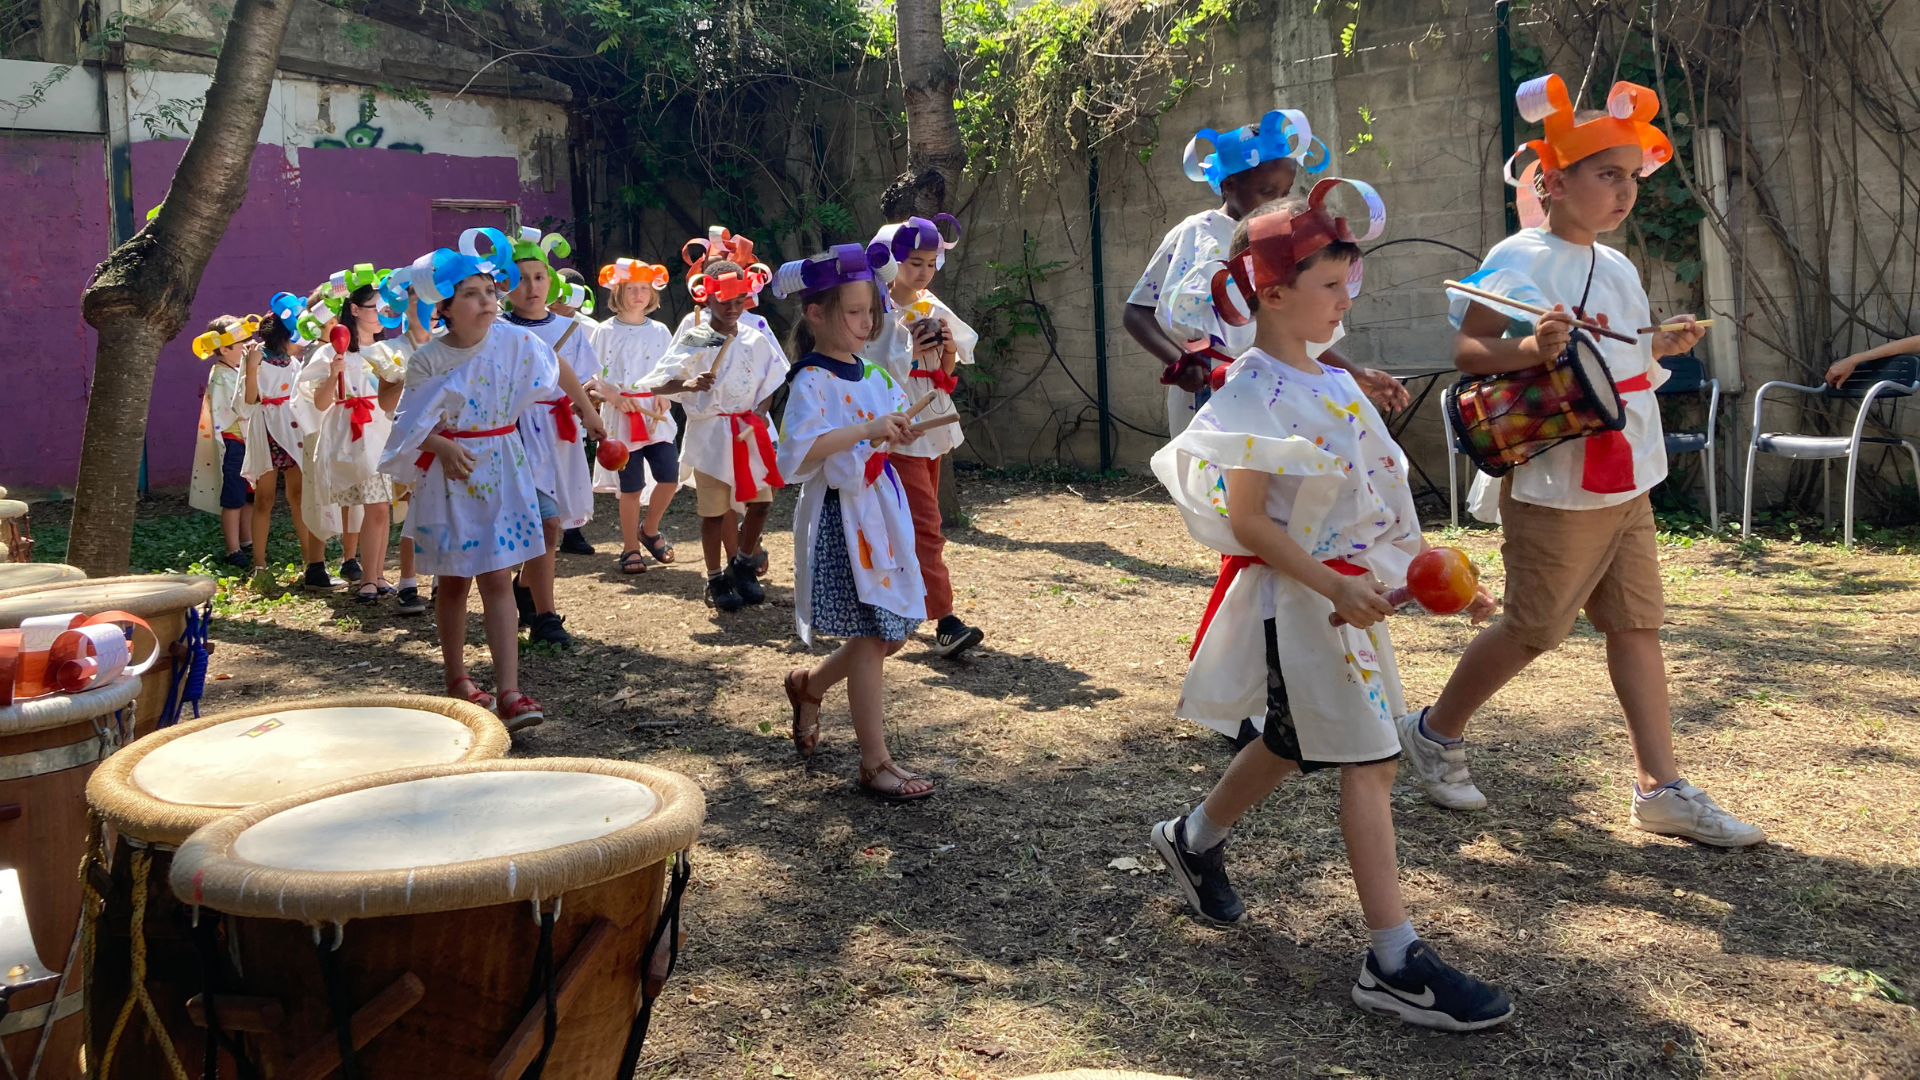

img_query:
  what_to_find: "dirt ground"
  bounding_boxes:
[84,477,1920,1078]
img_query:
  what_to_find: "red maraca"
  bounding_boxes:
[596,437,631,472]
[1330,546,1480,625]
[329,322,352,354]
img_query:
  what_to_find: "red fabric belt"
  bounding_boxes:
[221,432,244,443]
[721,411,785,500]
[1190,555,1369,660]
[540,397,579,443]
[259,395,290,406]
[909,367,958,394]
[622,391,655,443]
[1580,371,1653,494]
[414,424,519,471]
[339,395,378,442]
[863,450,892,487]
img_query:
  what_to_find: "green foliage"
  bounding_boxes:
[340,19,378,50]
[965,235,1064,391]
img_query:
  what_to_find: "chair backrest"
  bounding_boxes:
[1657,352,1708,395]
[1828,353,1920,400]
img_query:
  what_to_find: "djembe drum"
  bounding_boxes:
[0,576,217,738]
[0,564,83,591]
[0,674,140,1080]
[82,696,511,1079]
[167,758,703,1079]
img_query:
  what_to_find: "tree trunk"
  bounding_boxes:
[888,0,967,524]
[884,0,966,221]
[70,0,295,575]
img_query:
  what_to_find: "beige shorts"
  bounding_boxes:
[694,469,772,517]
[1496,481,1665,651]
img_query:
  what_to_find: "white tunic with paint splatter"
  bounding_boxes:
[380,322,558,578]
[775,358,926,645]
[506,312,596,529]
[588,316,677,494]
[1150,348,1421,757]
[858,290,977,459]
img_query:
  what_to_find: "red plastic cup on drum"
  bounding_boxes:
[597,438,631,472]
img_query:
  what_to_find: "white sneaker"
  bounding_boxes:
[1395,708,1487,810]
[1631,780,1766,847]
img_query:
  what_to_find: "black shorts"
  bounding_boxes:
[618,440,680,493]
[219,437,253,509]
[1258,619,1400,773]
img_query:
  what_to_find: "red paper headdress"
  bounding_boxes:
[682,226,772,306]
[1208,178,1386,327]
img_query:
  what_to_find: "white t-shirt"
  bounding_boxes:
[1448,228,1668,511]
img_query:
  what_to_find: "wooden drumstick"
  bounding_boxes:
[905,391,937,421]
[1637,319,1716,334]
[1443,279,1638,345]
[909,413,960,434]
[705,330,737,377]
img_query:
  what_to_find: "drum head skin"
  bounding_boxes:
[0,574,216,628]
[132,706,480,808]
[86,695,511,847]
[0,563,85,591]
[172,759,705,923]
[1569,334,1627,429]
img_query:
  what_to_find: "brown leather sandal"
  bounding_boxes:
[858,759,935,802]
[785,667,822,759]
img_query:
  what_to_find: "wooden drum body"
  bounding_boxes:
[0,575,217,740]
[0,675,140,1080]
[170,759,704,1079]
[82,696,511,1080]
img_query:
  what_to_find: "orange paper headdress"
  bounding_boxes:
[1507,73,1673,186]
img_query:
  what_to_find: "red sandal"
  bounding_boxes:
[785,668,821,759]
[497,689,545,732]
[447,675,495,711]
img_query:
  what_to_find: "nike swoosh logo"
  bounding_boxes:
[1382,981,1436,1008]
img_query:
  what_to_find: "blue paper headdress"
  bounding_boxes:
[1182,109,1327,193]
[396,241,520,310]
[772,243,895,311]
[872,214,962,275]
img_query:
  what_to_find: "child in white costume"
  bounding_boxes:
[860,215,987,659]
[639,256,789,612]
[588,259,682,572]
[302,284,400,601]
[1147,190,1512,1034]
[242,310,328,591]
[187,315,255,565]
[381,252,556,730]
[772,242,934,801]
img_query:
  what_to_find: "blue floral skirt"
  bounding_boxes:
[810,489,918,642]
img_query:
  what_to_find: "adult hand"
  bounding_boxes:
[1325,574,1395,629]
[1526,305,1575,362]
[1353,367,1410,411]
[1651,314,1704,359]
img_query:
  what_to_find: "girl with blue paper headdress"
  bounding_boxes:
[1125,109,1408,439]
[380,246,558,731]
[773,241,934,801]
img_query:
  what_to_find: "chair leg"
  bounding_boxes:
[1905,442,1920,525]
[1823,460,1831,528]
[1741,440,1759,537]
[1844,446,1859,549]
[1704,446,1718,531]
[1444,412,1458,529]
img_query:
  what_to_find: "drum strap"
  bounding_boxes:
[315,935,364,1080]
[191,917,264,1080]
[518,909,561,1079]
[617,850,693,1077]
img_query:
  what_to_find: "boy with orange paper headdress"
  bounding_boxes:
[588,258,681,572]
[1402,74,1764,848]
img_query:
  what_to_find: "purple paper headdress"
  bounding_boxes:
[772,242,895,309]
[872,214,962,274]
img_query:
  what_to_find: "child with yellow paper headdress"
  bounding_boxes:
[187,315,259,567]
[1404,74,1764,849]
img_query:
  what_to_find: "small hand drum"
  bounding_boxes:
[1445,333,1626,477]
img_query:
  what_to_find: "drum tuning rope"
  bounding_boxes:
[96,849,193,1080]
[313,926,364,1080]
[518,906,561,1079]
[160,603,214,729]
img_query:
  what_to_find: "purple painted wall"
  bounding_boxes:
[3,133,109,489]
[0,137,569,492]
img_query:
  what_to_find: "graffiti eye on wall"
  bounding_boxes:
[344,124,384,149]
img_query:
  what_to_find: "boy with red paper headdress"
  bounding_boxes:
[640,231,789,612]
[1145,185,1510,1032]
[1403,75,1764,850]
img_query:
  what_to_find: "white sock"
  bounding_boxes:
[1184,804,1230,853]
[1369,920,1419,975]
[398,576,418,590]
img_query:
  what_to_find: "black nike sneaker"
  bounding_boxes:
[1149,815,1247,925]
[1350,941,1514,1031]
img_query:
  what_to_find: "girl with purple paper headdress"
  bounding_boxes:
[861,214,985,660]
[774,242,937,801]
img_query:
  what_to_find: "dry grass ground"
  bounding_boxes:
[73,478,1920,1078]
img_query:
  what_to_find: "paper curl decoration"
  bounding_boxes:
[1206,177,1387,327]
[1182,109,1325,194]
[191,315,262,359]
[404,243,520,307]
[682,226,773,306]
[375,267,436,331]
[599,259,671,291]
[557,282,594,315]
[872,215,962,278]
[509,225,572,265]
[771,242,894,309]
[1506,73,1673,185]
[268,292,314,344]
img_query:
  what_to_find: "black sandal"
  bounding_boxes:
[618,550,648,574]
[638,529,675,564]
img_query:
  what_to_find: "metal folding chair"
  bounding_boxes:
[1655,353,1720,529]
[1741,354,1920,547]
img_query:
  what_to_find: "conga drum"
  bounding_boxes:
[0,575,216,738]
[168,758,703,1078]
[0,674,140,1080]
[83,696,511,1080]
[0,564,85,591]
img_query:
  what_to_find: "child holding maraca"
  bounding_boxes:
[186,314,259,566]
[589,258,682,573]
[1146,188,1510,1032]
